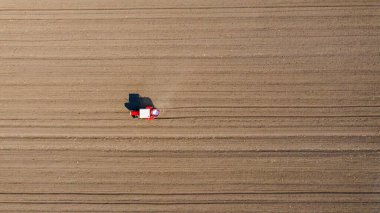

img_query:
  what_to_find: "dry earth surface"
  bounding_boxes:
[0,0,379,212]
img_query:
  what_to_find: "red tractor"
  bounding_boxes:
[130,106,160,120]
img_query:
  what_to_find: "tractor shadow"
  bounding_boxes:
[124,93,155,111]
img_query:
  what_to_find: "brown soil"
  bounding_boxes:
[0,0,379,212]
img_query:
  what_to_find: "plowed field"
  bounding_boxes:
[0,0,379,212]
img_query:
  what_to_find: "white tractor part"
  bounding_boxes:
[139,109,151,119]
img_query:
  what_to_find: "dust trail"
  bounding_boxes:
[164,105,380,109]
[158,64,195,109]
